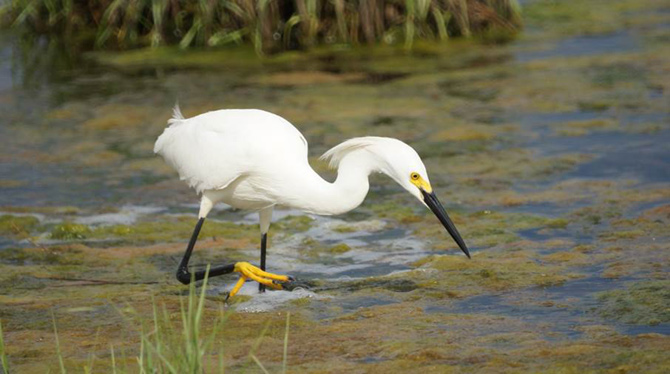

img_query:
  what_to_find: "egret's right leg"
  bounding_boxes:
[175,218,236,284]
[175,217,291,298]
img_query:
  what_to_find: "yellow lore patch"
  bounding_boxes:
[410,172,432,193]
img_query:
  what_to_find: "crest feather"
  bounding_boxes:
[319,137,386,169]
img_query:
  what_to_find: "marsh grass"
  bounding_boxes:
[0,319,8,374]
[2,0,521,53]
[0,266,290,372]
[133,268,225,373]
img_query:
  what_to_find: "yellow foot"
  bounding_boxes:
[227,262,290,299]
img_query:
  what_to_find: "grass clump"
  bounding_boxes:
[129,271,291,373]
[2,0,522,53]
[9,268,292,372]
[134,269,223,373]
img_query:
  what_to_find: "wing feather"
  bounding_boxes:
[154,108,308,194]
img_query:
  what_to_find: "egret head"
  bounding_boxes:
[384,140,471,259]
[322,137,471,258]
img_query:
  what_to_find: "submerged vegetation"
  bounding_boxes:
[1,0,522,53]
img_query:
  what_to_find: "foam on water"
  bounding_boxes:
[230,285,327,313]
[75,205,166,226]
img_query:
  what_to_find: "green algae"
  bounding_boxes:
[83,217,258,244]
[410,250,577,298]
[412,209,571,249]
[0,215,40,238]
[274,215,314,233]
[327,243,352,254]
[50,223,91,240]
[0,246,84,266]
[368,200,421,223]
[596,280,670,325]
[441,149,593,186]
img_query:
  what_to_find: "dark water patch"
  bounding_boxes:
[545,273,623,301]
[426,293,588,339]
[358,356,387,364]
[442,84,499,102]
[514,109,670,183]
[438,51,514,71]
[355,72,410,84]
[290,263,410,280]
[561,130,670,183]
[370,116,416,127]
[426,274,655,339]
[518,227,592,245]
[355,228,407,244]
[466,53,514,68]
[516,31,640,62]
[339,296,398,312]
[306,295,399,321]
[621,324,670,335]
[585,61,647,88]
[628,199,670,216]
[449,102,506,124]
[0,238,20,250]
[500,201,577,216]
[0,160,129,207]
[306,296,399,321]
[317,278,418,293]
[518,110,602,138]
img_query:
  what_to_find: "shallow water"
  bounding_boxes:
[1,0,669,372]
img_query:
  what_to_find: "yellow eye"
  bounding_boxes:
[410,172,420,181]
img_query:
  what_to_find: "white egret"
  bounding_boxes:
[154,105,470,298]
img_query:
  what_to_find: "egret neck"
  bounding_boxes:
[280,150,376,216]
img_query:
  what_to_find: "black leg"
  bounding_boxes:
[176,217,236,285]
[258,233,267,293]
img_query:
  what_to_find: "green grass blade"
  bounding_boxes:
[432,7,449,40]
[282,312,290,374]
[404,0,416,51]
[180,19,202,50]
[250,354,269,374]
[0,319,9,374]
[110,345,117,374]
[51,312,66,374]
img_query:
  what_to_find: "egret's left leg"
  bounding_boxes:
[259,233,268,292]
[258,207,273,293]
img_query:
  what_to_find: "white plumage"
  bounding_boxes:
[155,108,307,194]
[155,106,428,216]
[154,105,470,296]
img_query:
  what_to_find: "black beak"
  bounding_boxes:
[421,189,471,259]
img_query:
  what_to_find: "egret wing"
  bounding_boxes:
[154,108,308,194]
